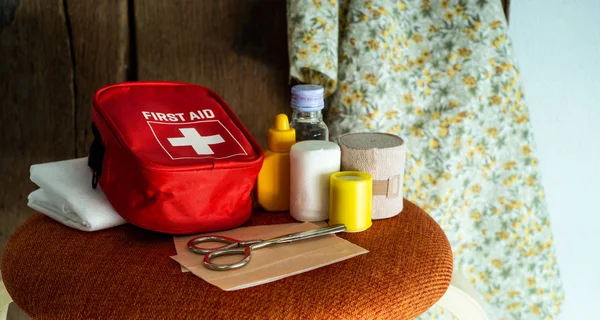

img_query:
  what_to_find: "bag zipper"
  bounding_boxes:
[88,123,105,188]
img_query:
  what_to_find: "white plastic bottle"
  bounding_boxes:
[289,140,341,221]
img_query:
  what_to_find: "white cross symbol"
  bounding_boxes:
[167,128,225,155]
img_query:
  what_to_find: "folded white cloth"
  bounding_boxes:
[27,157,127,231]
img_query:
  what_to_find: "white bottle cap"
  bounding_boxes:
[291,85,324,112]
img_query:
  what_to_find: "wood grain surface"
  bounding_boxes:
[0,0,74,260]
[66,0,129,157]
[134,0,290,149]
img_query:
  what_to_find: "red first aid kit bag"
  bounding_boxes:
[88,82,264,234]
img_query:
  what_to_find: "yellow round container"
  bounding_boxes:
[329,171,372,232]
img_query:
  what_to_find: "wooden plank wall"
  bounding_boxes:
[0,1,509,301]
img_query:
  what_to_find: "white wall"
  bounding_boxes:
[509,1,600,318]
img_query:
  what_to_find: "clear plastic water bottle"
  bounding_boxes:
[290,84,329,142]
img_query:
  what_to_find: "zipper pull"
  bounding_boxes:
[88,123,105,189]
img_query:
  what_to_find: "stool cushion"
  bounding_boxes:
[1,199,452,319]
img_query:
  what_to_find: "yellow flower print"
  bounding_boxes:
[330,107,343,117]
[368,39,380,50]
[422,69,430,76]
[340,82,350,93]
[447,69,456,77]
[515,115,528,124]
[440,172,450,181]
[393,64,405,72]
[425,75,432,84]
[398,2,406,10]
[532,157,538,166]
[435,73,442,79]
[385,110,398,119]
[414,107,423,116]
[312,0,322,9]
[453,64,462,71]
[478,272,488,281]
[360,13,368,22]
[342,95,353,106]
[444,11,454,21]
[329,0,336,6]
[515,90,523,100]
[432,111,440,120]
[476,144,485,154]
[303,33,313,44]
[388,124,401,134]
[448,100,460,108]
[503,161,517,170]
[457,48,472,58]
[416,79,424,87]
[423,173,432,182]
[364,73,378,85]
[298,49,309,59]
[424,87,431,95]
[503,84,511,93]
[429,138,440,149]
[522,145,531,156]
[503,175,518,187]
[326,79,336,92]
[403,93,414,105]
[368,110,379,120]
[463,76,477,88]
[416,57,426,67]
[326,61,333,70]
[473,20,482,31]
[471,184,481,194]
[375,6,388,16]
[498,231,510,240]
[441,0,449,9]
[448,52,456,62]
[352,91,364,101]
[490,20,503,29]
[429,25,439,33]
[349,38,356,46]
[410,126,424,137]
[439,127,449,137]
[490,95,502,105]
[487,127,499,138]
[527,277,537,287]
[493,207,501,215]
[423,50,431,59]
[507,291,520,298]
[381,29,389,38]
[411,33,423,44]
[491,259,503,269]
[492,39,501,48]
[454,6,464,14]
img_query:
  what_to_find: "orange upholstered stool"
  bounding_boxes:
[1,199,452,319]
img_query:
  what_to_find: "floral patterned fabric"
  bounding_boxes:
[287,0,564,319]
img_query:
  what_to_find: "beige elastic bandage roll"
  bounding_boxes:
[339,133,406,220]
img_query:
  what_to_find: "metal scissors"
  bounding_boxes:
[187,224,346,271]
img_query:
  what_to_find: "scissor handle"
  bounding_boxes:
[187,235,242,255]
[203,246,252,271]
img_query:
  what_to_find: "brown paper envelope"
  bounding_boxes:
[171,222,368,291]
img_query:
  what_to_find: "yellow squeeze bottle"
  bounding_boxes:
[257,114,296,211]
